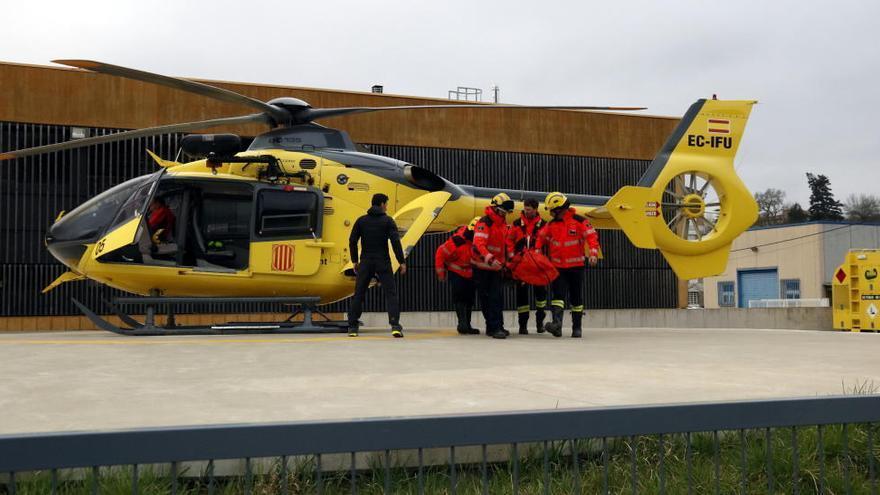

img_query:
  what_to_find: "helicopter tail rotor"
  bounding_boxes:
[606,98,758,280]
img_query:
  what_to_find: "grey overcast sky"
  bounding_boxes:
[1,0,878,205]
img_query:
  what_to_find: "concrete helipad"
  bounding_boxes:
[1,327,879,434]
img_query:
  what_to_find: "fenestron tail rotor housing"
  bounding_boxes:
[661,171,725,243]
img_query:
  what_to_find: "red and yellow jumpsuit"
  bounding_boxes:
[535,208,600,337]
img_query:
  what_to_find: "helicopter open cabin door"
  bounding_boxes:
[91,171,164,261]
[250,185,327,277]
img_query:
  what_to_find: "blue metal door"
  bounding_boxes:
[737,269,779,308]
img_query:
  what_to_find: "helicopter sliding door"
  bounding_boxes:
[250,185,326,276]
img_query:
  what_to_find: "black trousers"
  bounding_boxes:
[473,268,505,333]
[515,283,548,313]
[550,267,585,312]
[348,258,400,328]
[449,271,475,330]
[449,272,475,305]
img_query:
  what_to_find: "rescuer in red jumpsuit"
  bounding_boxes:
[506,198,548,334]
[435,217,481,335]
[535,192,600,338]
[472,193,515,339]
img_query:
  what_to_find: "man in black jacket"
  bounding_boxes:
[347,193,407,338]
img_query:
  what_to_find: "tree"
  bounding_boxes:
[754,188,786,225]
[806,173,844,221]
[844,194,880,222]
[784,202,809,223]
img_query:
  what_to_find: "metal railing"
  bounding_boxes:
[749,298,830,308]
[1,395,878,494]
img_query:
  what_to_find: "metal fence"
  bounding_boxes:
[1,396,878,494]
[0,121,677,317]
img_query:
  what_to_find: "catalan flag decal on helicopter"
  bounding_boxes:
[272,244,295,272]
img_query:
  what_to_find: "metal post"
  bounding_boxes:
[713,430,720,495]
[384,449,391,495]
[543,441,549,495]
[208,459,215,495]
[572,439,581,495]
[818,425,825,495]
[315,454,324,495]
[603,437,609,495]
[450,446,457,495]
[631,435,638,495]
[659,434,666,495]
[281,456,289,495]
[482,444,488,495]
[843,424,851,494]
[766,428,773,493]
[686,432,693,495]
[350,452,357,495]
[868,424,876,494]
[418,448,425,495]
[740,430,747,495]
[512,442,519,495]
[792,427,799,495]
[172,461,179,495]
[245,457,252,495]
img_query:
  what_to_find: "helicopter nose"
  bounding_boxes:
[45,225,88,270]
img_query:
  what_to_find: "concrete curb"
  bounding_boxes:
[359,308,833,331]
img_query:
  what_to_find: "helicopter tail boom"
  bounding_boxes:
[606,98,758,279]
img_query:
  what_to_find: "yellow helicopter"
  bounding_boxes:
[1,60,758,335]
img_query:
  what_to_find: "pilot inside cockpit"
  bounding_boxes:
[147,197,175,243]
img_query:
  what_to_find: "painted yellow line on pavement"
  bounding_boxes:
[0,330,458,345]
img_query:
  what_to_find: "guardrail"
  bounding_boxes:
[1,396,878,494]
[749,298,830,308]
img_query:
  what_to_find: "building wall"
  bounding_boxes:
[0,62,678,160]
[822,224,880,283]
[0,122,678,317]
[704,224,824,308]
[0,61,685,318]
[704,222,880,308]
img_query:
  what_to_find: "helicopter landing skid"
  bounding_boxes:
[72,296,349,336]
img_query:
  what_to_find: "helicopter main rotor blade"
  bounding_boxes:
[0,113,270,162]
[53,60,290,125]
[306,104,647,121]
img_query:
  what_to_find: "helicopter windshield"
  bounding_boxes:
[48,173,159,243]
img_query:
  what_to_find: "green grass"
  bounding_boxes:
[5,424,879,494]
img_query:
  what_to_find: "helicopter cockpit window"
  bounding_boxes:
[48,174,156,243]
[256,189,320,239]
[107,181,156,233]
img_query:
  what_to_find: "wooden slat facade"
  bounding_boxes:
[0,61,677,159]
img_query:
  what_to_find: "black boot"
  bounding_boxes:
[571,312,583,338]
[518,312,529,335]
[543,306,563,338]
[465,306,480,334]
[535,309,546,334]
[455,303,479,335]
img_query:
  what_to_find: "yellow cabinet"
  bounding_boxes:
[832,249,880,331]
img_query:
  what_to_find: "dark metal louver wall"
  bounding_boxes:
[0,122,676,317]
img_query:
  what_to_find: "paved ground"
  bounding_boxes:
[1,327,879,434]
